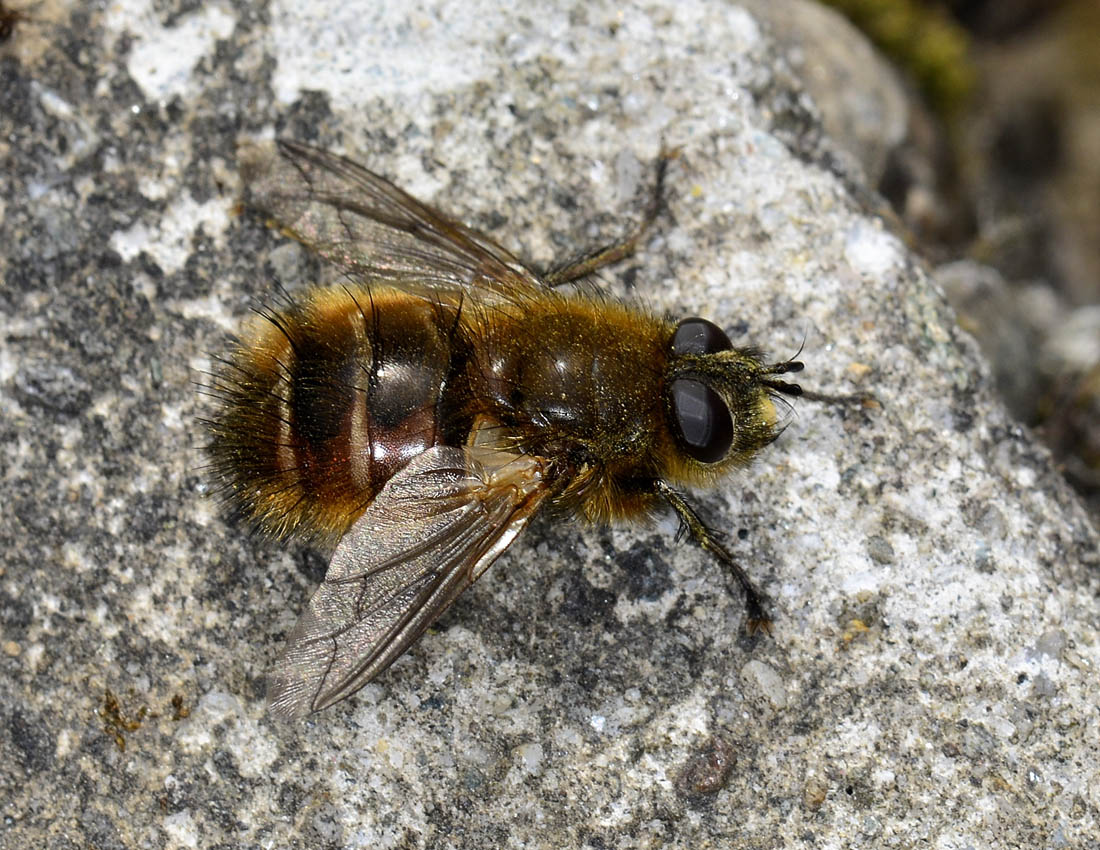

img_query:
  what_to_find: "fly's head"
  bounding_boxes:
[660,317,803,487]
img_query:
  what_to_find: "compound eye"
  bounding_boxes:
[670,378,733,463]
[671,318,732,355]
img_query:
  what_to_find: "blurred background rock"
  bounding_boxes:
[750,0,1100,513]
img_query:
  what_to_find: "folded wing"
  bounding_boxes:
[267,445,550,718]
[239,140,547,303]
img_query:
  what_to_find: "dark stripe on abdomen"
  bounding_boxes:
[282,288,455,534]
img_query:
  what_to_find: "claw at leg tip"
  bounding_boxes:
[746,616,774,636]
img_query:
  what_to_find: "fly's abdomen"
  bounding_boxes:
[206,286,458,543]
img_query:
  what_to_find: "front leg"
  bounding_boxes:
[653,480,772,634]
[541,148,676,287]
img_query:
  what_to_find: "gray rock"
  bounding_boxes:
[1,2,1097,849]
[740,0,910,185]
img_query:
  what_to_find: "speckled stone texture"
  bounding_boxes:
[1,2,1097,849]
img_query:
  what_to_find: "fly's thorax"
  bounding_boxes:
[460,293,676,526]
[206,285,466,542]
[468,293,671,464]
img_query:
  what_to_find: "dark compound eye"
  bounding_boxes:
[671,318,732,355]
[670,378,733,463]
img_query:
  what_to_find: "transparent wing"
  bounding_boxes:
[267,445,550,718]
[239,140,547,304]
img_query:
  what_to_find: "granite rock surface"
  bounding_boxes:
[1,2,1097,848]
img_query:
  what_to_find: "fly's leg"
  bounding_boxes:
[542,148,676,288]
[799,388,876,406]
[654,480,772,634]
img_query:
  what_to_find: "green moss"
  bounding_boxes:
[822,0,976,118]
